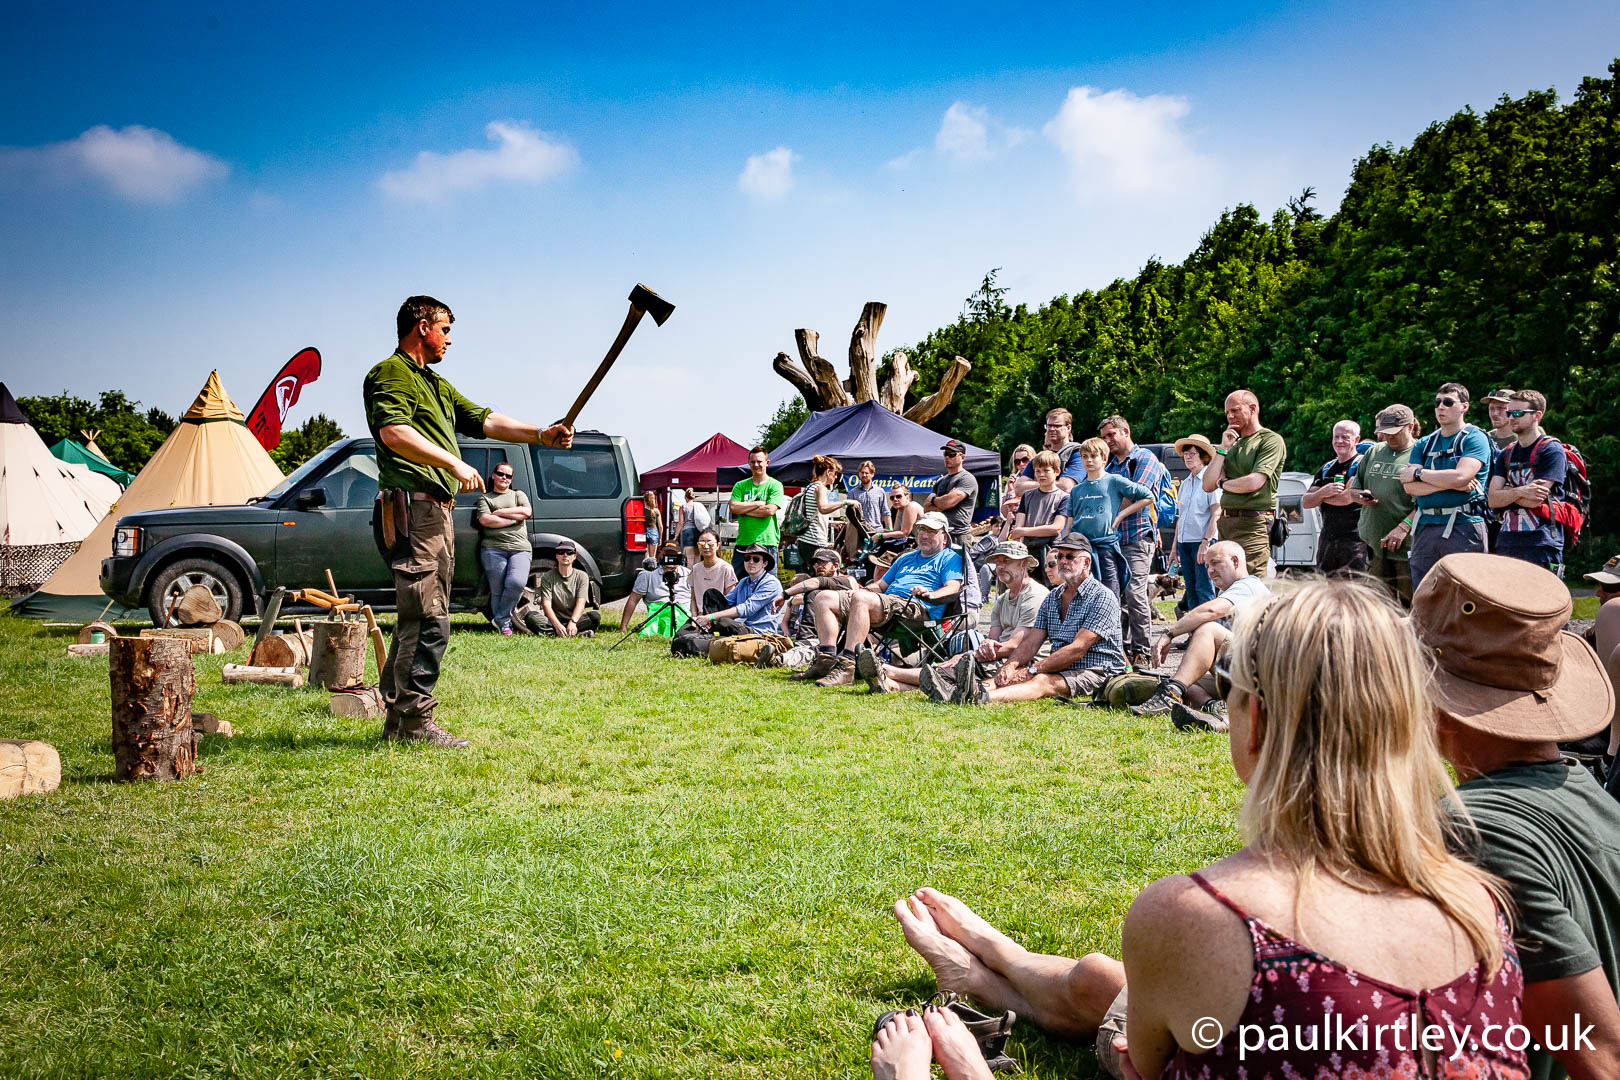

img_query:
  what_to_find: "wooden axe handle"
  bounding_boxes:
[363,606,387,680]
[563,304,647,429]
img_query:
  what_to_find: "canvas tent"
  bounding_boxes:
[50,437,135,488]
[0,383,118,591]
[12,371,284,621]
[639,433,751,493]
[718,401,1000,490]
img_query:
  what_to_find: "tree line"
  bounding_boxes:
[763,60,1620,571]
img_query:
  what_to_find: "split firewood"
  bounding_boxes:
[0,740,62,799]
[222,664,305,688]
[192,712,235,737]
[208,619,246,651]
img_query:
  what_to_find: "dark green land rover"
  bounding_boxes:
[100,432,648,625]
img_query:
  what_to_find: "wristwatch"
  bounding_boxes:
[1414,467,1424,481]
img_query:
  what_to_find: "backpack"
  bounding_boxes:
[1528,436,1591,548]
[708,632,793,665]
[1150,476,1179,530]
[781,487,811,544]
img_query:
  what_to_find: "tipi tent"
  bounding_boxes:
[12,372,284,620]
[0,383,117,591]
[49,436,135,488]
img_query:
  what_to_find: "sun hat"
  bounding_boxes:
[1173,433,1215,463]
[1375,404,1417,434]
[985,540,1039,569]
[1050,533,1094,557]
[733,544,777,574]
[916,511,950,532]
[1410,553,1611,741]
[811,547,841,565]
[1584,555,1620,587]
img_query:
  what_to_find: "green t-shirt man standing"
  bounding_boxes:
[727,446,786,576]
[1203,389,1287,574]
[362,294,572,749]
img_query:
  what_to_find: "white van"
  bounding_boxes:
[1272,470,1322,570]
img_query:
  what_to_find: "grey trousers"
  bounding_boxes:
[1119,538,1156,656]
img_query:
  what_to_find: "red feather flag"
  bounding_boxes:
[246,347,322,450]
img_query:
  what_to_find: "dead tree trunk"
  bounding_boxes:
[770,302,968,423]
[309,621,367,690]
[109,636,197,782]
[847,302,886,403]
[904,355,972,426]
[795,329,850,408]
[881,350,917,412]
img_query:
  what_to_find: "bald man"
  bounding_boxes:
[1202,389,1287,576]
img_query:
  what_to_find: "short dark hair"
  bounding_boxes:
[397,295,453,341]
[1438,382,1470,404]
[748,446,767,458]
[697,527,720,544]
[1510,389,1547,414]
[1099,414,1130,435]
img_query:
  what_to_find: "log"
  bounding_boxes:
[68,642,110,657]
[904,355,972,426]
[847,301,886,403]
[795,329,850,408]
[192,712,234,737]
[222,664,305,688]
[770,350,822,410]
[329,686,384,720]
[0,740,61,799]
[309,620,368,690]
[77,620,120,644]
[880,350,917,412]
[208,619,245,652]
[176,583,222,626]
[252,630,313,668]
[109,636,197,782]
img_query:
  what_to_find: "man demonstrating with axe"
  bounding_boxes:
[365,295,573,748]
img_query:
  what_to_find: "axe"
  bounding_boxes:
[562,283,675,429]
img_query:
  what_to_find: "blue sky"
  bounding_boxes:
[5,1,1618,471]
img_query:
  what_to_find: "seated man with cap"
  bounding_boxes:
[775,547,857,638]
[799,511,964,689]
[922,533,1126,705]
[690,543,784,637]
[863,539,1049,694]
[1129,540,1270,728]
[1413,553,1620,1080]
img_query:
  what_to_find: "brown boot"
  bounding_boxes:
[815,655,857,687]
[399,720,470,748]
[382,713,401,740]
[792,650,838,682]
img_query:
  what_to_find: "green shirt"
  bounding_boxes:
[1459,760,1620,1080]
[729,475,786,546]
[475,490,530,551]
[537,566,591,616]
[363,351,491,500]
[1219,427,1287,512]
[1349,441,1415,559]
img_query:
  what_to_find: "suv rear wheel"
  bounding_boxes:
[147,557,245,626]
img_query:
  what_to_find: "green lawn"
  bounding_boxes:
[0,605,1242,1079]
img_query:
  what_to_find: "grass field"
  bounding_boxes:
[0,604,1244,1078]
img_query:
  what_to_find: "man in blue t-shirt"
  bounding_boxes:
[1401,381,1493,587]
[798,512,964,688]
[1487,389,1569,576]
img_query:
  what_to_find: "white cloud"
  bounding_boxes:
[933,102,1031,165]
[738,146,799,200]
[0,125,227,202]
[1043,86,1209,196]
[377,121,579,203]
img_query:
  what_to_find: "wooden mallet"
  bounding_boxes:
[562,283,675,429]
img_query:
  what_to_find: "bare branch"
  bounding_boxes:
[903,355,971,426]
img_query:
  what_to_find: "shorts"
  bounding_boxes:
[835,590,928,629]
[680,525,699,548]
[1059,667,1110,699]
[1095,986,1129,1080]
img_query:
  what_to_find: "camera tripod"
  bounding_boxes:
[608,565,692,651]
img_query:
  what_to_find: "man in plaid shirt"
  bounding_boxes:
[1100,415,1170,665]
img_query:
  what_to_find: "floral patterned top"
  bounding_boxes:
[1164,873,1531,1080]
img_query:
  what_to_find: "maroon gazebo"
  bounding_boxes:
[640,433,751,493]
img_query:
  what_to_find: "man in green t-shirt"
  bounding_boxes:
[1415,554,1620,1080]
[1202,389,1286,575]
[727,445,786,577]
[364,295,572,748]
[1348,404,1419,605]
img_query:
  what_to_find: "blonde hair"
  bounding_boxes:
[811,454,842,479]
[1078,437,1108,460]
[1229,579,1507,974]
[1031,450,1061,473]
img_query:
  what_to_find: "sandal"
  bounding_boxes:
[871,990,1020,1073]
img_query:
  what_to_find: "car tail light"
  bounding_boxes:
[113,526,141,558]
[623,497,647,551]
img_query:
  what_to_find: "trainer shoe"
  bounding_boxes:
[754,642,778,669]
[815,655,857,687]
[1129,680,1184,716]
[854,645,882,690]
[793,651,838,682]
[399,721,470,749]
[1171,699,1229,734]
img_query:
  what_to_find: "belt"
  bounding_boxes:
[1222,508,1273,519]
[405,490,455,508]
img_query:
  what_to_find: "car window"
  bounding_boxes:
[309,446,380,509]
[532,445,621,499]
[455,447,511,506]
[1280,495,1306,525]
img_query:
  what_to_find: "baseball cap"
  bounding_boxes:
[1483,388,1516,404]
[1584,555,1620,587]
[940,439,967,455]
[553,539,576,555]
[1050,533,1094,556]
[1375,404,1416,434]
[811,547,841,565]
[916,511,950,532]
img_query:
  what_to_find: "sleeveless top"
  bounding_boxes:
[1164,873,1530,1080]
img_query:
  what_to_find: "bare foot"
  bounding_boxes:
[924,1005,997,1080]
[871,1010,932,1080]
[916,888,1023,969]
[892,895,985,995]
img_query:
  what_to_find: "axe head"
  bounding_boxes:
[629,283,675,326]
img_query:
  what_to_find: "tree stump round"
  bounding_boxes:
[109,636,197,783]
[0,740,62,799]
[209,619,246,652]
[309,621,367,690]
[252,630,312,668]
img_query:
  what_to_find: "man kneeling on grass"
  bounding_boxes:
[798,512,963,688]
[1129,540,1269,730]
[919,533,1126,705]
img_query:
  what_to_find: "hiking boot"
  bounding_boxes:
[947,653,981,705]
[382,713,401,740]
[815,655,857,687]
[1130,680,1184,717]
[754,642,778,669]
[399,720,471,748]
[854,645,882,690]
[1205,698,1228,720]
[1129,652,1155,671]
[921,659,959,702]
[793,651,838,682]
[1171,699,1229,733]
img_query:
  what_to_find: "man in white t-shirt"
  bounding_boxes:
[1130,540,1270,726]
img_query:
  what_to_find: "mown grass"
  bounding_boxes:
[0,604,1243,1079]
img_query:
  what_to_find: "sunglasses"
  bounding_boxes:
[743,555,767,563]
[1212,656,1236,700]
[493,472,514,480]
[889,495,905,502]
[1434,397,1460,408]
[1053,551,1085,562]
[1506,408,1533,418]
